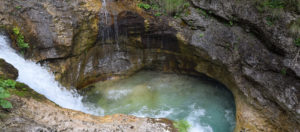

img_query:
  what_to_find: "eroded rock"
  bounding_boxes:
[0,58,18,80]
[0,0,299,132]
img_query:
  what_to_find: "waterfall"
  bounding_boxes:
[0,35,103,115]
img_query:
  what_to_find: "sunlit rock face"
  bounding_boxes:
[0,0,299,132]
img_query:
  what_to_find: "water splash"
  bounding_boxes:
[0,35,103,115]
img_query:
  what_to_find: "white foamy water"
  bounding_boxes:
[107,89,132,100]
[0,35,102,115]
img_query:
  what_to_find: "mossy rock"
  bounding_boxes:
[8,82,47,102]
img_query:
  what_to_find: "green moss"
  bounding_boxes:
[173,120,190,132]
[8,82,47,101]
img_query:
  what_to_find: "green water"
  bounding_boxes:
[82,71,236,132]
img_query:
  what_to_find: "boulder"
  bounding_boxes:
[0,59,18,80]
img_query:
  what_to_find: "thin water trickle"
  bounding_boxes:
[102,0,109,24]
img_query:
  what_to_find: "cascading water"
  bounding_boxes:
[0,35,102,115]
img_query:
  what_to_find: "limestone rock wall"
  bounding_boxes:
[0,0,299,131]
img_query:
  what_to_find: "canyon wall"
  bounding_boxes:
[0,0,299,131]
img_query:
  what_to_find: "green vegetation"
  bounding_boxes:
[264,0,284,9]
[137,0,190,18]
[12,27,30,53]
[154,12,162,16]
[163,0,189,14]
[173,120,190,132]
[256,0,300,13]
[9,82,47,101]
[229,21,234,26]
[295,37,300,46]
[256,0,284,13]
[0,79,16,109]
[138,3,151,10]
[266,16,275,26]
[197,8,209,18]
[199,33,204,38]
[281,68,287,75]
[15,6,22,9]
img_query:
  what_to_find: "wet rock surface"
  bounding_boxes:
[0,0,299,132]
[0,58,18,80]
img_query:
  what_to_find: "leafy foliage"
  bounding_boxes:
[173,120,190,132]
[138,3,151,10]
[0,79,16,109]
[12,27,30,52]
[15,6,22,9]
